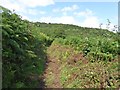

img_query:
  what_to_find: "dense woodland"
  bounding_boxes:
[1,6,120,88]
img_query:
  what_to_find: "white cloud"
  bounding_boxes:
[1,0,54,10]
[39,11,46,14]
[1,0,54,14]
[51,9,100,28]
[27,9,37,15]
[21,15,30,20]
[74,9,93,17]
[61,5,79,12]
[27,9,46,15]
[52,8,60,12]
[52,4,79,15]
[39,15,100,28]
[17,0,54,7]
[1,0,48,21]
[81,16,99,28]
[52,8,115,30]
[1,0,23,12]
[39,16,78,24]
[39,15,117,32]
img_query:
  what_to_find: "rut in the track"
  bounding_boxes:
[43,55,62,88]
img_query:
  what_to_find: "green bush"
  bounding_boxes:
[2,8,47,88]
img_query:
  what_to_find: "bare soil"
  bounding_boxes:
[37,45,88,88]
[43,55,62,88]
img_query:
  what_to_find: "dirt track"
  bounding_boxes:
[43,55,62,88]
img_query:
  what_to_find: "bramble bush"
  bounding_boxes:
[2,6,48,88]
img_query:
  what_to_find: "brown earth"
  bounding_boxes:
[43,55,62,88]
[68,52,88,65]
[41,45,88,88]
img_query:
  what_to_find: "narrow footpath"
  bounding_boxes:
[43,54,62,88]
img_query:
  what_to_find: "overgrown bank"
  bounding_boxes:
[1,6,49,88]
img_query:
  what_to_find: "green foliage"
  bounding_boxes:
[2,7,47,88]
[52,36,118,62]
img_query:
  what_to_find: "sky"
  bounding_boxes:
[1,0,119,31]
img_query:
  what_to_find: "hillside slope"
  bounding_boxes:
[1,6,119,88]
